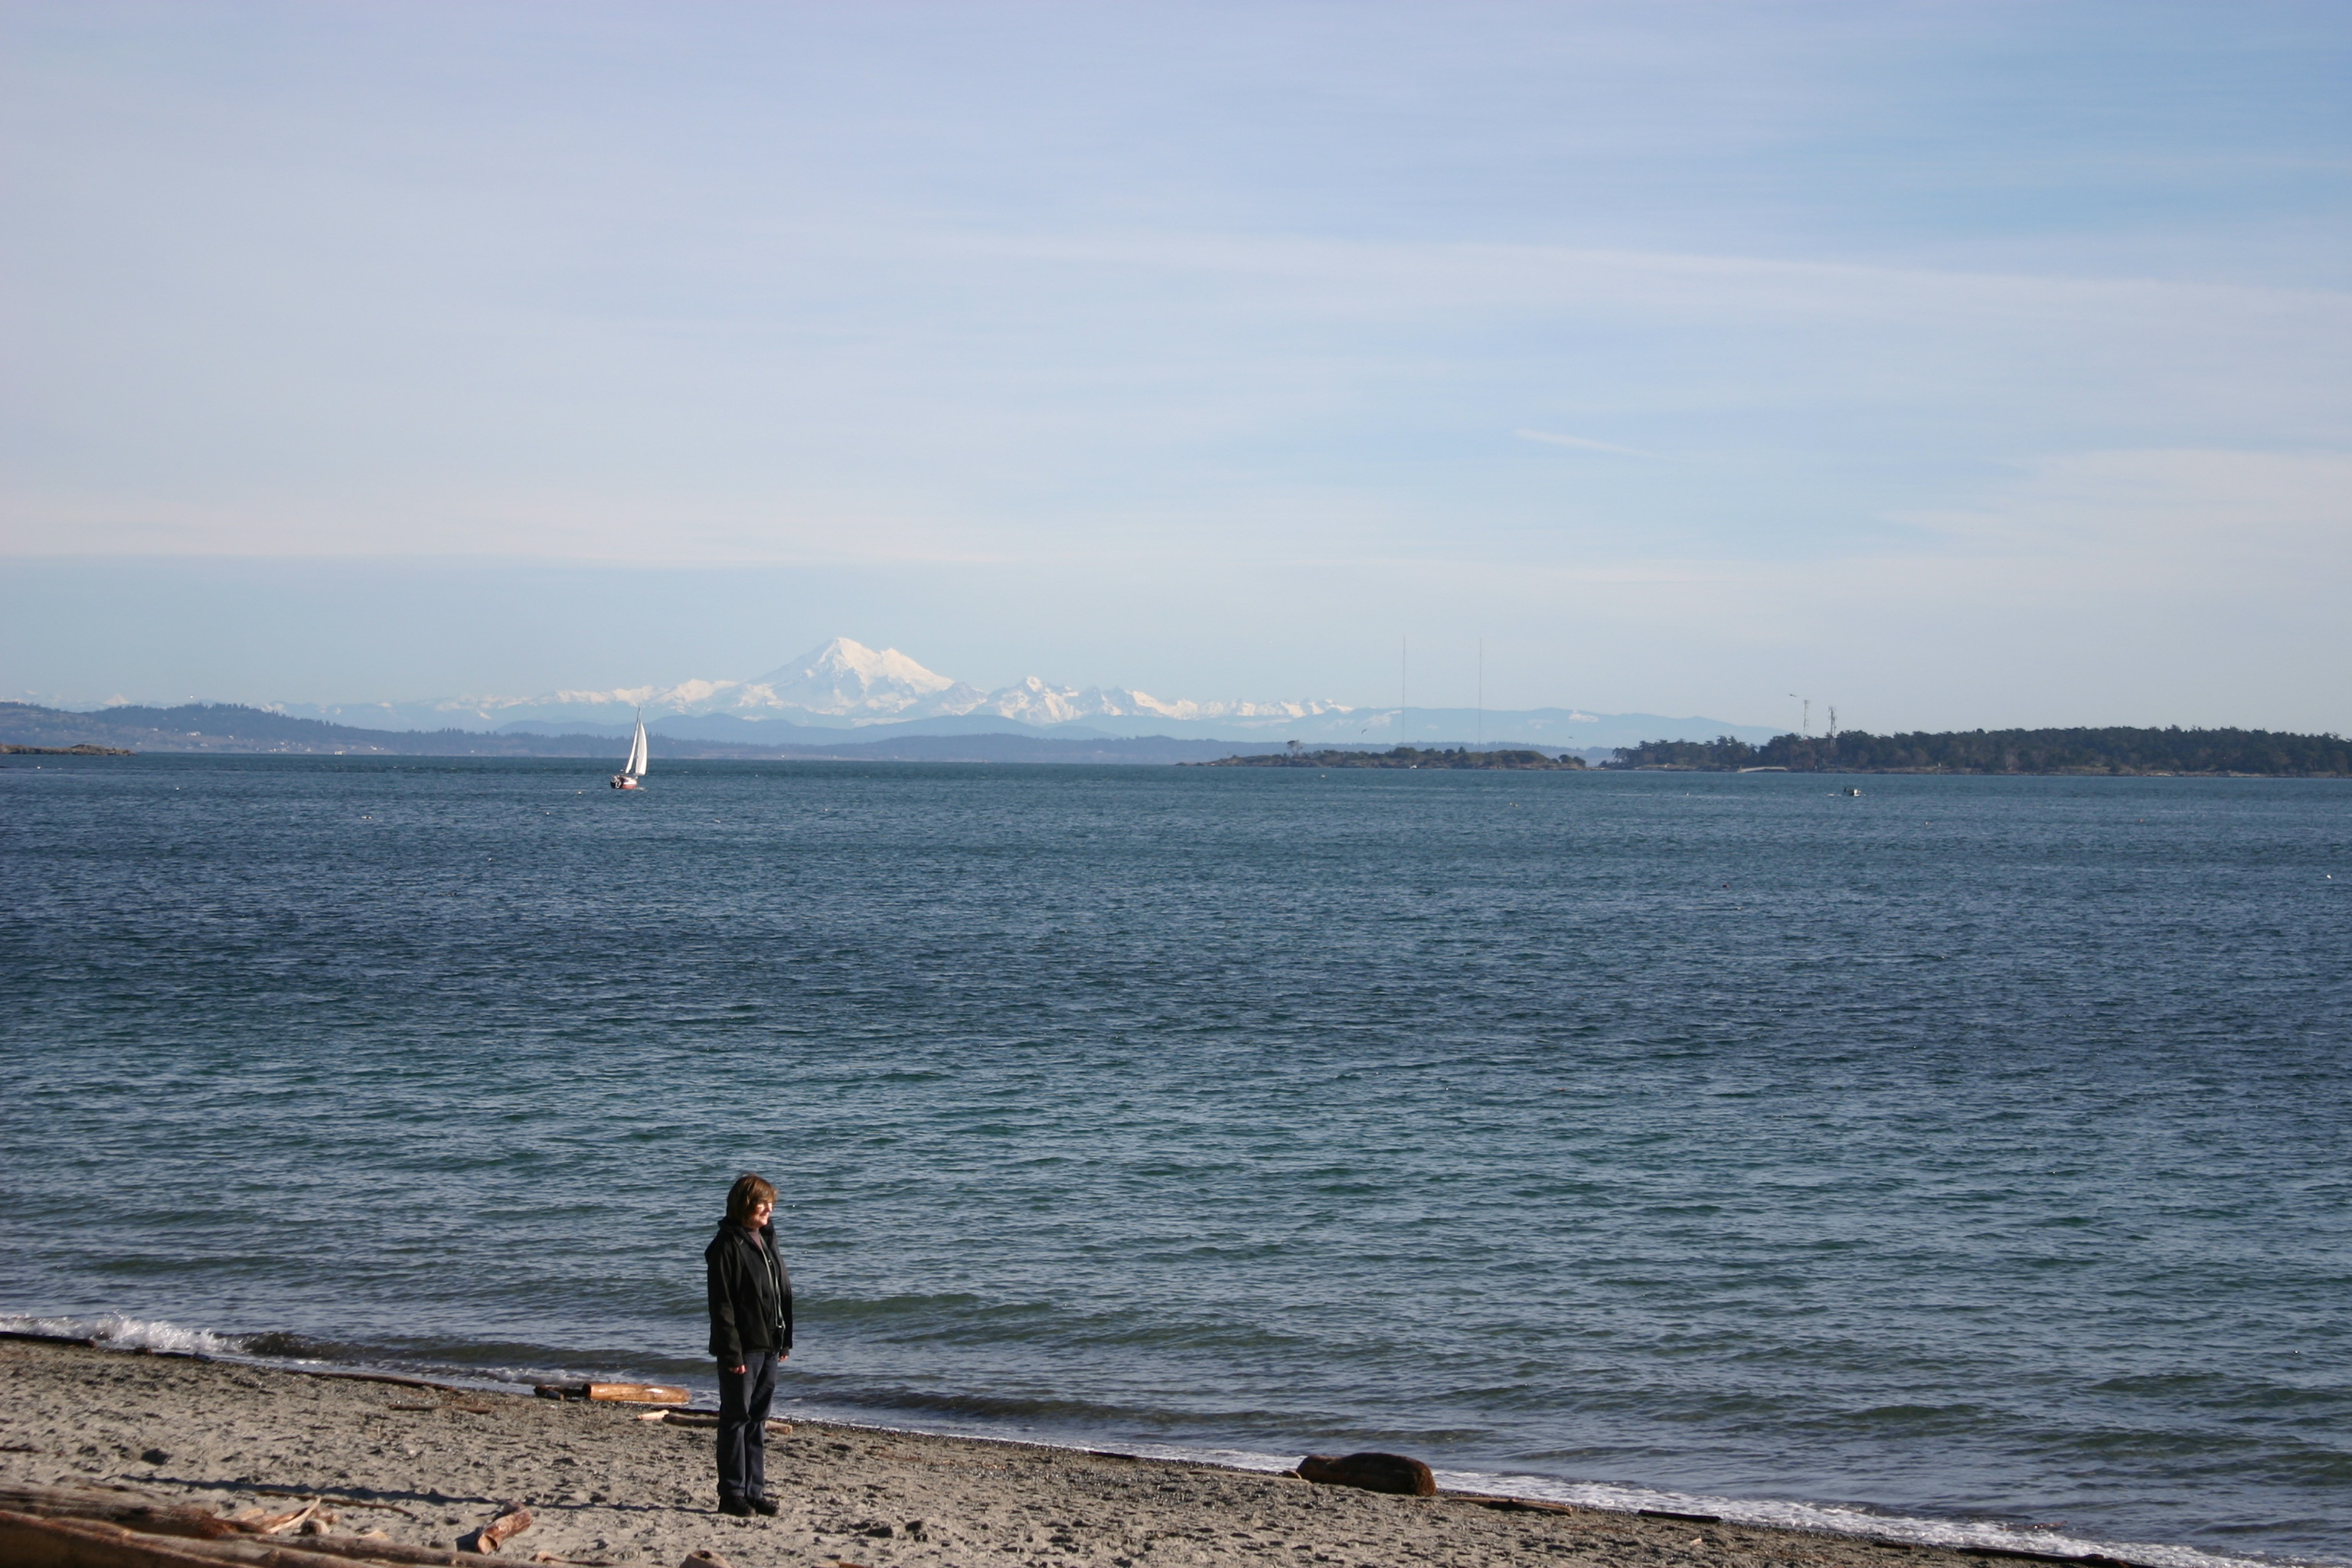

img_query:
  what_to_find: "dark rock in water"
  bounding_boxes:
[1296,1452,1436,1497]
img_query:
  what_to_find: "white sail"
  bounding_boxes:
[625,716,649,777]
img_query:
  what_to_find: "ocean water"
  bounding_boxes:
[2,756,2346,1565]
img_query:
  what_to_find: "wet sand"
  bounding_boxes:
[0,1338,2094,1568]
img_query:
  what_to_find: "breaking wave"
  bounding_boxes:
[1,1312,254,1358]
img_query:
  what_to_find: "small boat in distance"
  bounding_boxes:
[610,712,648,791]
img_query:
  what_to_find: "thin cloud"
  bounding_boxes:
[1514,428,1657,457]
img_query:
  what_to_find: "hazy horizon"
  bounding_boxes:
[5,3,2347,732]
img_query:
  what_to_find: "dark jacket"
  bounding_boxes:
[705,1220,792,1363]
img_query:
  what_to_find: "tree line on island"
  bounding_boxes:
[1206,746,1586,769]
[1207,726,2349,775]
[1605,726,2351,776]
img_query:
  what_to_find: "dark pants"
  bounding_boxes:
[715,1351,778,1503]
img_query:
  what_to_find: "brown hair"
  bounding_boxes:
[725,1173,778,1226]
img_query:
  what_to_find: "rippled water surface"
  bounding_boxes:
[2,756,2347,1562]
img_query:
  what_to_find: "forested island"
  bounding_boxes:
[1607,727,2350,776]
[1205,746,1585,769]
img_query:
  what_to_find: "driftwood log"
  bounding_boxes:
[461,1506,531,1556]
[0,1484,253,1540]
[586,1383,686,1405]
[531,1383,688,1405]
[0,1507,480,1568]
[1295,1452,1438,1497]
[234,1501,329,1536]
[0,1485,415,1545]
[0,1485,540,1568]
[642,1413,791,1433]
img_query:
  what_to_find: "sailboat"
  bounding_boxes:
[609,712,648,791]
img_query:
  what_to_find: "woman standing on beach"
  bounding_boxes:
[705,1173,792,1517]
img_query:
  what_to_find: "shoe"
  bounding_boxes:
[748,1496,780,1517]
[717,1497,753,1517]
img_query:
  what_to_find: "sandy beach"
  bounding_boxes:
[0,1338,2125,1568]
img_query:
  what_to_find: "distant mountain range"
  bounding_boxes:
[235,636,1778,750]
[0,702,1302,764]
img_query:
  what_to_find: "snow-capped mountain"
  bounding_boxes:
[263,637,1772,748]
[273,639,1357,733]
[750,639,984,718]
[961,675,1354,727]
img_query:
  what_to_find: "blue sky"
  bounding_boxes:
[3,1,2347,729]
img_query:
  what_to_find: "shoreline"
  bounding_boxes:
[0,1338,2280,1568]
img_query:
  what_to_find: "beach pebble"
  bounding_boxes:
[679,1553,730,1568]
[141,1448,168,1465]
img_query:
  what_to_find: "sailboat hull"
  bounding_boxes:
[609,774,640,790]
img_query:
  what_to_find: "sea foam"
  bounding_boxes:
[1,1312,252,1358]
